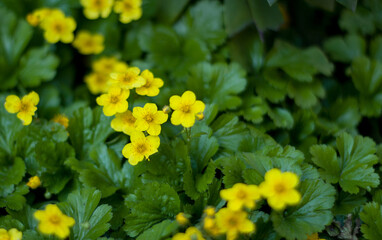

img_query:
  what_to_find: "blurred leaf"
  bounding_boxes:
[268,107,294,129]
[360,202,382,240]
[323,34,365,62]
[339,9,375,35]
[156,0,190,24]
[337,0,358,11]
[137,220,178,240]
[224,0,253,36]
[248,0,283,31]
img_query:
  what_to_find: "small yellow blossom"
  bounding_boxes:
[111,110,138,135]
[220,183,261,211]
[122,131,160,165]
[109,67,146,90]
[4,91,39,125]
[307,233,326,240]
[52,114,69,128]
[92,56,119,74]
[80,0,114,19]
[27,176,41,189]
[176,212,189,225]
[136,70,164,97]
[73,31,104,55]
[114,0,142,24]
[34,204,75,239]
[172,227,205,240]
[259,168,301,211]
[0,228,22,240]
[195,112,204,121]
[204,206,215,216]
[96,87,129,116]
[169,91,205,128]
[26,8,56,26]
[215,208,255,240]
[203,217,221,237]
[40,11,76,44]
[85,72,110,94]
[133,103,168,136]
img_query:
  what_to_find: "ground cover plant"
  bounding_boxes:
[1,0,382,239]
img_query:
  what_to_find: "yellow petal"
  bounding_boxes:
[23,91,40,105]
[147,123,161,136]
[4,95,21,113]
[169,95,182,110]
[283,172,299,188]
[181,113,196,128]
[181,91,196,105]
[170,110,183,126]
[191,100,205,114]
[153,111,168,124]
[122,143,133,159]
[17,112,33,125]
[144,103,157,113]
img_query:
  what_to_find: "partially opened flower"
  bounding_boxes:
[4,91,39,125]
[114,0,142,24]
[27,176,41,189]
[111,110,138,135]
[109,67,146,90]
[73,31,104,55]
[0,228,22,240]
[172,227,205,240]
[52,114,69,128]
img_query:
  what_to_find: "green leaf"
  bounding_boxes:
[123,182,180,237]
[267,0,278,6]
[187,62,246,111]
[332,191,366,215]
[336,0,358,11]
[310,132,380,193]
[323,34,365,62]
[223,0,253,36]
[287,80,325,108]
[268,108,294,129]
[360,202,382,240]
[137,220,178,240]
[175,0,226,50]
[67,107,113,160]
[216,155,246,188]
[339,9,375,35]
[271,179,336,240]
[59,188,113,240]
[248,0,283,31]
[18,45,59,87]
[156,0,190,24]
[0,184,28,210]
[310,145,340,183]
[351,56,382,116]
[370,36,382,62]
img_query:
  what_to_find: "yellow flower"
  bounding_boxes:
[52,114,69,128]
[259,168,301,211]
[172,227,205,240]
[0,228,22,240]
[73,31,104,55]
[111,110,138,135]
[215,208,255,240]
[40,11,76,44]
[175,212,189,225]
[204,206,215,217]
[27,176,41,189]
[133,103,168,136]
[307,233,326,240]
[122,131,160,165]
[203,217,221,237]
[85,72,110,94]
[92,56,120,74]
[80,0,114,19]
[169,91,205,128]
[26,8,54,26]
[4,91,39,125]
[195,112,204,121]
[136,70,164,97]
[114,0,142,24]
[34,204,75,239]
[96,87,129,116]
[220,183,261,211]
[109,67,146,90]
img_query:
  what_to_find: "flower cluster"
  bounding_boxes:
[34,204,75,239]
[0,228,22,240]
[27,8,76,44]
[80,0,142,23]
[173,169,301,240]
[4,91,39,125]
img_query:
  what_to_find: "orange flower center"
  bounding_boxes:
[49,214,61,225]
[227,216,238,227]
[122,73,134,84]
[274,183,286,194]
[20,102,31,112]
[144,114,153,122]
[93,0,103,7]
[53,22,63,33]
[236,190,247,199]
[123,2,133,10]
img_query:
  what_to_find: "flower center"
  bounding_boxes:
[274,183,286,194]
[110,96,120,104]
[93,0,103,7]
[181,105,191,113]
[123,2,133,10]
[95,75,106,84]
[144,114,153,122]
[54,23,63,33]
[84,39,94,48]
[136,144,147,154]
[124,116,136,125]
[122,73,134,84]
[236,190,247,199]
[20,103,31,112]
[227,216,238,227]
[49,214,61,225]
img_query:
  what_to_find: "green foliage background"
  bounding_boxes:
[1,0,382,239]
